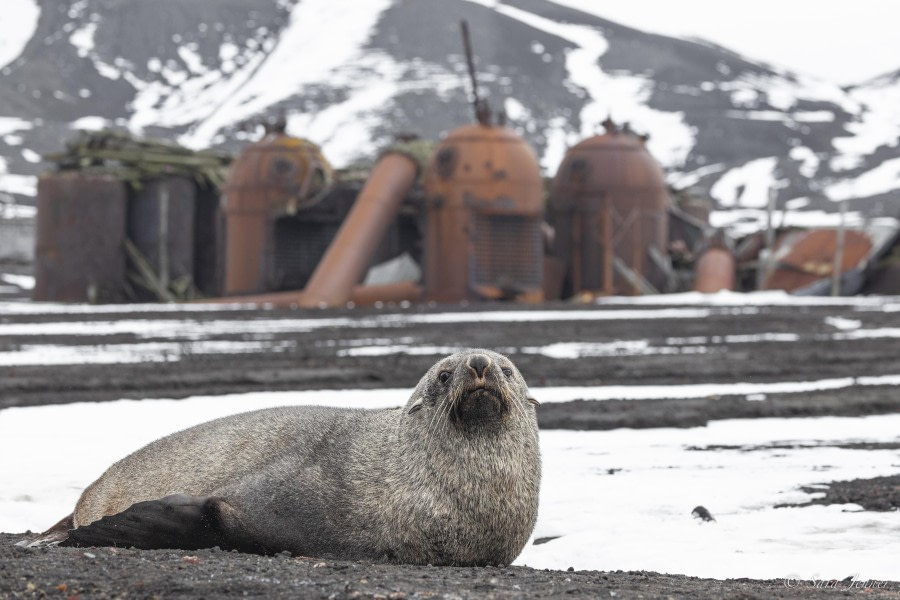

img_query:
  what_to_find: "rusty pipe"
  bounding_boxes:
[692,247,736,293]
[298,151,418,308]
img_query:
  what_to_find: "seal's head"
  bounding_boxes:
[405,349,538,433]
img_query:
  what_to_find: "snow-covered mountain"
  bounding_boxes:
[1,0,898,234]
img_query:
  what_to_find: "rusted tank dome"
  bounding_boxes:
[548,126,669,297]
[224,132,332,216]
[423,123,544,303]
[553,131,667,201]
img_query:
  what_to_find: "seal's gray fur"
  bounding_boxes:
[66,349,541,566]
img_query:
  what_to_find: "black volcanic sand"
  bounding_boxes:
[3,534,899,599]
[777,475,900,512]
[2,300,899,597]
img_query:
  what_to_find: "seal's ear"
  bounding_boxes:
[527,396,539,406]
[407,397,424,414]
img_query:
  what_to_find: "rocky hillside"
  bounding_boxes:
[1,0,898,234]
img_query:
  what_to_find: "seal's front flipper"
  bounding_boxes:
[62,494,229,551]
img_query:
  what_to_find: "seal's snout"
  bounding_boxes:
[467,353,491,379]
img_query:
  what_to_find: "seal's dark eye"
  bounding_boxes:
[502,367,513,378]
[438,371,451,384]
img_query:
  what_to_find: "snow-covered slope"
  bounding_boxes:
[0,0,897,231]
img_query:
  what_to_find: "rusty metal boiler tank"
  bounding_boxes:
[423,123,544,303]
[549,125,669,297]
[222,132,331,295]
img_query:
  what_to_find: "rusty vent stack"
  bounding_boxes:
[548,120,669,297]
[421,21,544,303]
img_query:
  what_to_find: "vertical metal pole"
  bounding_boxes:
[159,182,170,290]
[831,200,847,296]
[603,203,613,295]
[759,184,778,290]
[460,20,487,125]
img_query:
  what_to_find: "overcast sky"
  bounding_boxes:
[552,0,900,85]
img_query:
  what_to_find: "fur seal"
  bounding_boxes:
[46,349,541,566]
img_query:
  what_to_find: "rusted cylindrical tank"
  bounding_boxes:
[222,132,331,295]
[299,152,418,308]
[423,124,544,303]
[33,172,128,303]
[549,126,669,297]
[693,248,736,293]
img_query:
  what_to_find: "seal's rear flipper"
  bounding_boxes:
[61,494,229,551]
[16,513,74,548]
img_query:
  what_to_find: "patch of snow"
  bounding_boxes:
[824,316,861,331]
[178,0,396,164]
[788,146,820,179]
[0,396,897,580]
[829,153,863,172]
[710,208,872,238]
[540,116,574,174]
[834,327,900,341]
[0,302,251,315]
[0,340,297,367]
[835,74,900,163]
[0,0,40,70]
[68,22,97,58]
[709,157,778,208]
[468,0,694,168]
[177,44,206,74]
[0,274,34,289]
[592,289,897,308]
[70,116,110,131]
[0,201,36,219]
[783,197,809,210]
[534,374,900,403]
[825,156,900,202]
[503,97,529,122]
[94,60,121,80]
[726,110,833,123]
[0,173,37,197]
[667,162,725,189]
[717,72,859,115]
[0,117,32,137]
[21,148,41,163]
[518,415,900,579]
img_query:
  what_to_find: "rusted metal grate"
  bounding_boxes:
[470,214,542,291]
[271,218,340,291]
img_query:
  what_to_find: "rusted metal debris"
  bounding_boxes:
[423,123,545,303]
[693,234,736,293]
[222,132,333,295]
[763,229,873,293]
[548,123,670,298]
[299,151,419,308]
[34,130,234,303]
[33,173,129,303]
[44,130,230,190]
